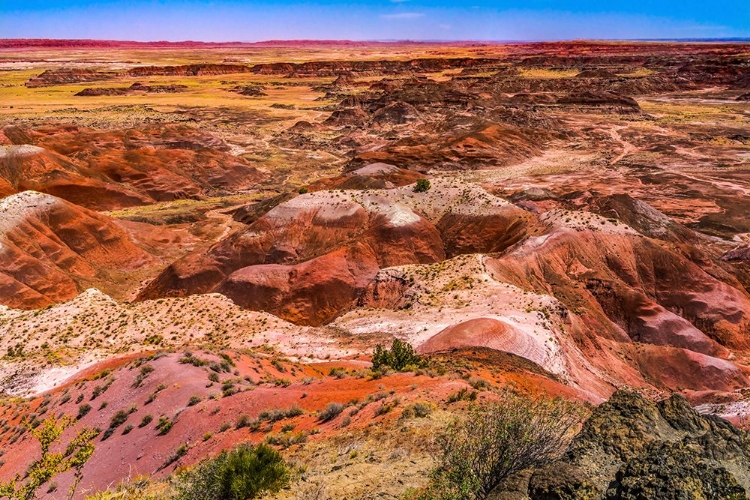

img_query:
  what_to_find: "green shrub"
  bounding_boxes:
[173,443,289,500]
[413,179,431,193]
[76,404,92,420]
[162,443,188,470]
[102,410,129,441]
[401,401,434,419]
[372,339,424,372]
[156,416,173,435]
[139,414,153,428]
[132,365,155,389]
[0,415,97,500]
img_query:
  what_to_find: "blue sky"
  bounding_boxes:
[1,0,749,41]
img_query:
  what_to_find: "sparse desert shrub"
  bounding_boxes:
[187,395,202,407]
[138,415,153,428]
[447,388,477,404]
[401,401,434,419]
[156,416,174,436]
[180,353,208,367]
[468,377,491,391]
[161,443,188,470]
[318,403,344,423]
[413,178,431,193]
[102,410,129,441]
[329,367,348,379]
[416,390,584,499]
[173,443,289,500]
[298,187,309,194]
[77,404,92,420]
[372,339,424,372]
[264,431,308,448]
[235,415,253,429]
[132,365,155,389]
[145,384,166,405]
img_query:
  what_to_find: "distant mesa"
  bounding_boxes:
[575,68,618,78]
[25,68,114,87]
[557,90,641,113]
[229,85,268,97]
[124,63,252,77]
[75,82,188,96]
[25,64,254,88]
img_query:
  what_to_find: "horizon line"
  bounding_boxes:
[2,37,750,46]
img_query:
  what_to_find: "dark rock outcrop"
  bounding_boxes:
[525,390,750,499]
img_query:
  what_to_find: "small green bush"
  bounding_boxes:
[415,390,585,499]
[156,416,174,435]
[102,410,129,441]
[372,339,424,372]
[132,364,154,388]
[76,404,92,420]
[413,179,431,193]
[173,443,289,500]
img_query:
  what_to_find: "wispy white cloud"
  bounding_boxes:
[390,0,410,3]
[380,12,425,20]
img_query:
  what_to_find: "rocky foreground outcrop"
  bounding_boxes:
[513,390,750,499]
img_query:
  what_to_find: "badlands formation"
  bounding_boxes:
[0,39,748,498]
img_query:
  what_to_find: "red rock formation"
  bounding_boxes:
[0,144,150,210]
[419,318,525,354]
[0,192,156,309]
[308,163,424,191]
[139,191,446,322]
[216,243,380,325]
[437,204,534,257]
[3,125,265,209]
[25,68,113,87]
[488,227,750,351]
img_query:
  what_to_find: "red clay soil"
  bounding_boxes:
[0,348,578,498]
[419,318,533,355]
